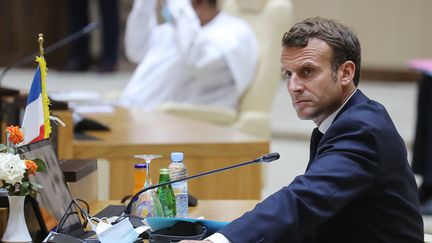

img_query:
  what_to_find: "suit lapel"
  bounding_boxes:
[305,90,369,172]
[333,89,369,122]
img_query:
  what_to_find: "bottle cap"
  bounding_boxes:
[171,152,184,162]
[134,163,147,169]
[159,168,170,174]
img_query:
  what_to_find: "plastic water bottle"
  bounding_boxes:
[169,152,188,218]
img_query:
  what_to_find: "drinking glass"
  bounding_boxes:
[131,154,164,218]
[134,154,162,187]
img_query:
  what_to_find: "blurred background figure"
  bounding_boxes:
[65,0,119,72]
[412,73,432,207]
[118,0,258,111]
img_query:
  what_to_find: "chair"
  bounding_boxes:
[156,0,293,138]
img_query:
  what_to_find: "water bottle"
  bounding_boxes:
[168,152,188,218]
[157,168,176,217]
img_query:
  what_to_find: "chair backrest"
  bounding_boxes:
[221,0,293,113]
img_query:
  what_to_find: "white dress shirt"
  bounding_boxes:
[119,0,258,111]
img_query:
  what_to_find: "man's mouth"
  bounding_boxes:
[294,100,309,105]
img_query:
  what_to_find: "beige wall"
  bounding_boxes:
[290,0,432,69]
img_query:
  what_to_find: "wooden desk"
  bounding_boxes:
[91,200,260,222]
[55,109,269,200]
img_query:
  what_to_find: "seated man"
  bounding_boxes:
[182,17,424,243]
[119,0,257,111]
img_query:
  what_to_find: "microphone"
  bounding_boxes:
[0,22,99,83]
[124,152,280,215]
[256,152,280,163]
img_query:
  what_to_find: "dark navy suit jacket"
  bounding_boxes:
[219,90,424,242]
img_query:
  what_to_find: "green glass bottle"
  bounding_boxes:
[157,168,177,218]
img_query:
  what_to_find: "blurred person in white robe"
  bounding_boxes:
[119,0,258,111]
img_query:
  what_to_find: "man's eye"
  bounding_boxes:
[283,71,292,80]
[303,68,313,76]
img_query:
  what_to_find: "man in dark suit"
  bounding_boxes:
[181,17,424,242]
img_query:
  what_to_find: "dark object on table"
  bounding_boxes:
[149,221,207,242]
[74,117,109,133]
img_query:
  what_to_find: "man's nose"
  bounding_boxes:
[287,75,303,93]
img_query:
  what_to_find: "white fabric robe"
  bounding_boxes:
[119,0,258,111]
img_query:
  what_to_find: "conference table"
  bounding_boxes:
[54,108,269,200]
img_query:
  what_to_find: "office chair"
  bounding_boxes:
[156,0,293,138]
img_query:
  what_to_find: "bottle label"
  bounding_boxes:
[169,162,188,217]
[171,182,187,192]
[175,193,188,218]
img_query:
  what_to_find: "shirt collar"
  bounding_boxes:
[318,89,357,134]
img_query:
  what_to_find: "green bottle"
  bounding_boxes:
[157,168,177,218]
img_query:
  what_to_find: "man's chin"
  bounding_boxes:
[296,114,311,121]
[294,111,313,120]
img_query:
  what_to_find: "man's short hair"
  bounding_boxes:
[282,17,361,86]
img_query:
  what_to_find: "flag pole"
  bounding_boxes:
[36,33,52,139]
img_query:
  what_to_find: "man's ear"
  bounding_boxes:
[339,61,355,85]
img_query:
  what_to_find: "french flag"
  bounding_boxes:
[21,63,49,145]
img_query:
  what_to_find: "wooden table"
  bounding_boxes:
[90,200,260,222]
[55,109,269,200]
